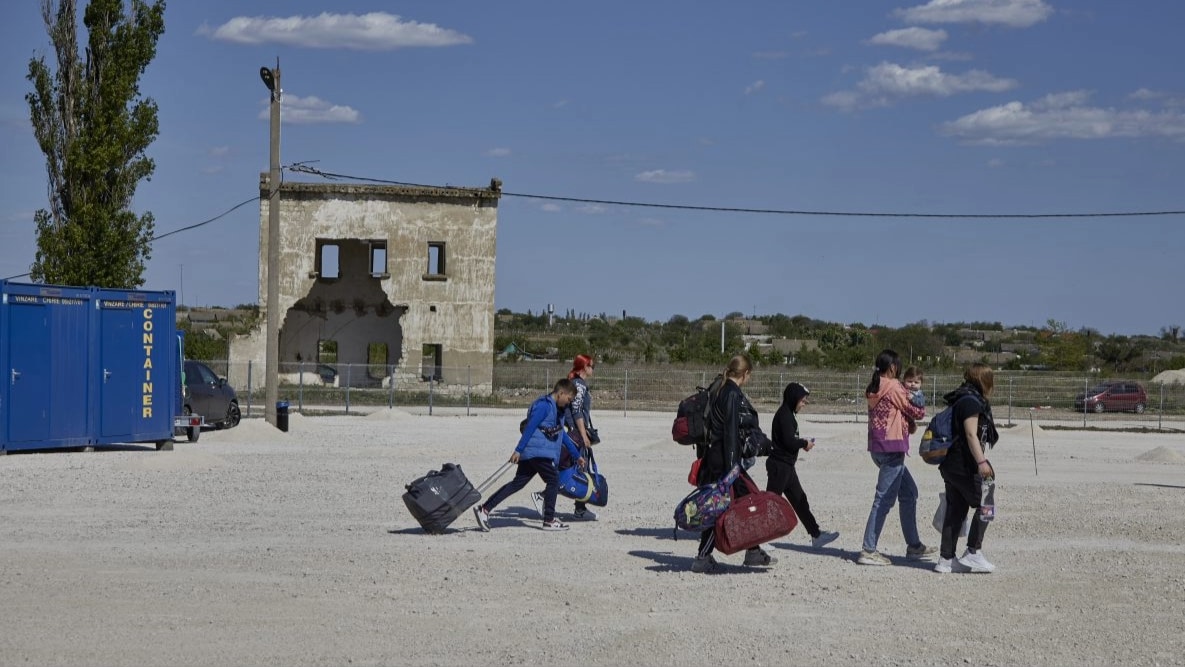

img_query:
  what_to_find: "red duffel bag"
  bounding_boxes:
[714,475,797,555]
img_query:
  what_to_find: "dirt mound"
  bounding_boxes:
[365,408,415,421]
[214,417,289,442]
[1151,369,1185,385]
[1135,446,1185,463]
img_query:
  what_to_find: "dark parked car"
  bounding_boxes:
[183,360,241,428]
[1073,381,1148,414]
[317,364,338,384]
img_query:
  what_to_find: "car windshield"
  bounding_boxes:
[1089,385,1114,394]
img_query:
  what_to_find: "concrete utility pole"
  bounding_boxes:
[261,61,281,428]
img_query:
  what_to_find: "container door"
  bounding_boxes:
[94,294,176,444]
[5,302,52,443]
[97,306,137,439]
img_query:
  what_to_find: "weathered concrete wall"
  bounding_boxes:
[230,177,500,394]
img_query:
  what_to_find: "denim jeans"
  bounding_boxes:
[861,452,922,552]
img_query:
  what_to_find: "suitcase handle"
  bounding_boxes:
[475,461,514,495]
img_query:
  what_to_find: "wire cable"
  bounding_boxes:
[2,194,262,281]
[150,195,260,241]
[285,163,1185,219]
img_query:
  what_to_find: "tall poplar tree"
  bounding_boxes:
[25,0,166,287]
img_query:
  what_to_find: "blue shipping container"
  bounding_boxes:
[1,281,179,453]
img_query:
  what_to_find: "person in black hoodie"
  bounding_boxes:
[935,363,1000,574]
[768,382,840,549]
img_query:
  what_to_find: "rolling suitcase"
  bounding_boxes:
[714,475,797,555]
[403,462,512,534]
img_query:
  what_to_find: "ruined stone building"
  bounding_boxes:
[229,175,501,395]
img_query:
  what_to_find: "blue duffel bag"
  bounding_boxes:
[558,449,608,507]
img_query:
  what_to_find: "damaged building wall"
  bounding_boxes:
[229,176,500,395]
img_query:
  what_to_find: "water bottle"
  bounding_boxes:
[978,475,996,523]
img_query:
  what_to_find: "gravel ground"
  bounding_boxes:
[1,408,1183,666]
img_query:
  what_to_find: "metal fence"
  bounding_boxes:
[194,360,1185,429]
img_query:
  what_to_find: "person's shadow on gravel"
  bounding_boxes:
[628,550,777,575]
[614,527,695,541]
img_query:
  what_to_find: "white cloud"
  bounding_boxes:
[485,147,512,157]
[553,99,570,109]
[941,91,1185,144]
[638,217,665,227]
[987,158,1005,168]
[540,203,562,213]
[752,51,788,60]
[1128,88,1185,108]
[635,169,696,184]
[1129,88,1164,101]
[744,80,766,95]
[201,165,225,175]
[260,94,361,124]
[868,27,948,51]
[198,12,473,50]
[896,0,1053,28]
[823,61,1017,110]
[208,145,231,157]
[576,204,606,214]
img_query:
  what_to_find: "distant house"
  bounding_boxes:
[187,310,220,326]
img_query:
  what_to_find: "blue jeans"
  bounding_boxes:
[862,452,922,552]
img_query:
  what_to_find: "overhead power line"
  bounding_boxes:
[286,163,1185,219]
[151,195,260,241]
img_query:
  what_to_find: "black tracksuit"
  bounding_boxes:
[767,383,821,538]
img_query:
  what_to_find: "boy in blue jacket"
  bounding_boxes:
[474,379,586,531]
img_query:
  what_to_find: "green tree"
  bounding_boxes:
[26,0,166,287]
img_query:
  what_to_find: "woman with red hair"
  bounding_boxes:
[532,354,601,520]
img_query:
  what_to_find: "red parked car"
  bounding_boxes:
[1073,381,1148,414]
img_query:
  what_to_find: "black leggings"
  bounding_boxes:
[939,470,989,559]
[766,458,820,538]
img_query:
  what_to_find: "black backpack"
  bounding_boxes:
[672,377,721,448]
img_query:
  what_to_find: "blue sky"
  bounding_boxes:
[2,0,1183,337]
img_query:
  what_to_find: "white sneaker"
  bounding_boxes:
[812,531,839,548]
[573,508,598,521]
[957,549,995,573]
[541,518,569,531]
[529,491,544,518]
[473,506,490,532]
[934,558,953,574]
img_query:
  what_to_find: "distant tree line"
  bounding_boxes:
[496,309,1185,375]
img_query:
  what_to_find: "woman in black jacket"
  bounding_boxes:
[768,382,839,549]
[692,354,776,573]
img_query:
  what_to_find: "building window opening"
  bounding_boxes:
[422,344,443,381]
[370,241,387,277]
[368,342,388,380]
[427,242,446,276]
[317,241,340,280]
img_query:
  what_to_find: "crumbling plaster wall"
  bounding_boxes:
[229,177,499,395]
